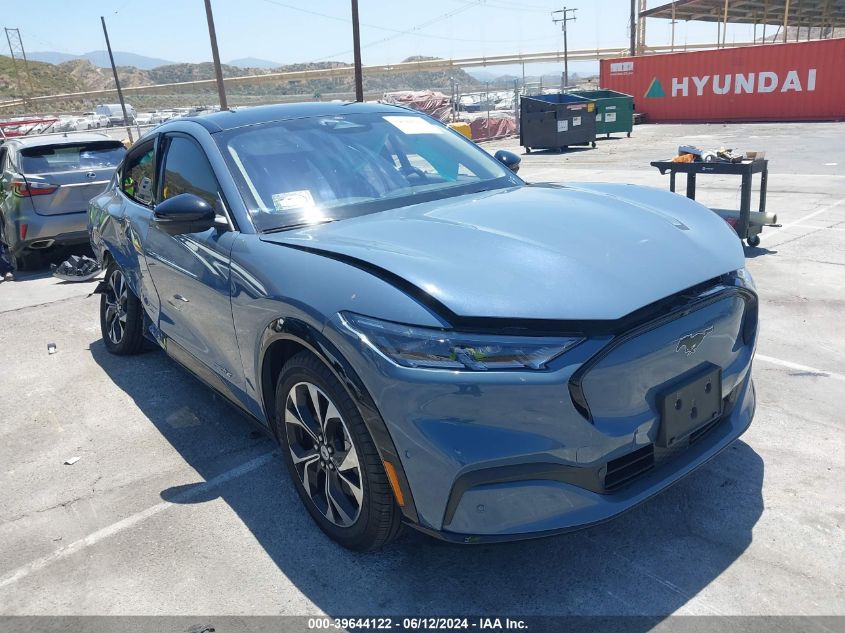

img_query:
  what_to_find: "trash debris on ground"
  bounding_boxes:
[47,343,57,355]
[64,456,81,465]
[50,255,101,282]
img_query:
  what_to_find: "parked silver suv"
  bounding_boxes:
[0,133,125,269]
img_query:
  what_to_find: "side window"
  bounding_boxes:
[0,146,11,173]
[159,136,222,212]
[121,141,156,206]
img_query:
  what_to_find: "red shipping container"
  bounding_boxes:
[600,39,845,122]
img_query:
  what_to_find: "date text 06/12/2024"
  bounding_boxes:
[307,617,529,630]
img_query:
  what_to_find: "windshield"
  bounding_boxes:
[20,141,125,174]
[216,112,520,232]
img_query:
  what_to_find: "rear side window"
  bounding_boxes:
[121,141,156,206]
[20,142,125,174]
[159,136,222,212]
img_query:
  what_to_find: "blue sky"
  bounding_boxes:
[8,0,758,74]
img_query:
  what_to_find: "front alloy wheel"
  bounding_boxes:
[285,382,364,527]
[275,351,402,550]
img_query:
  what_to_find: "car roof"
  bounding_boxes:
[7,132,119,148]
[184,101,414,133]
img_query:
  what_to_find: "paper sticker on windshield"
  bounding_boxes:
[271,190,315,211]
[383,116,444,135]
[137,177,153,204]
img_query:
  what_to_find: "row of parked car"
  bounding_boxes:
[2,104,223,137]
[0,101,227,268]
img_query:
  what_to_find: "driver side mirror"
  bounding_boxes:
[153,193,217,234]
[494,149,521,174]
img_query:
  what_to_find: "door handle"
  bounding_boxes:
[173,294,189,303]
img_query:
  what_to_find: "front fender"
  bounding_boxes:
[257,316,420,525]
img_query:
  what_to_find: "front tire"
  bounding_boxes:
[275,351,402,551]
[100,262,145,355]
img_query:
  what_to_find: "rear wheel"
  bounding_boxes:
[13,249,41,271]
[275,351,402,551]
[100,262,145,355]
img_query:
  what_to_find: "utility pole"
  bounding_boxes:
[671,1,677,51]
[204,0,228,111]
[100,16,134,144]
[351,0,364,102]
[629,0,636,56]
[783,0,791,43]
[4,28,35,102]
[551,7,577,91]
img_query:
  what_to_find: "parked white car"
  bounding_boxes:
[95,103,137,126]
[135,112,162,126]
[83,112,111,128]
[51,117,82,132]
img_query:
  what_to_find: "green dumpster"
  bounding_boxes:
[571,89,634,138]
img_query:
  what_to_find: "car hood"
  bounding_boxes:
[260,183,745,321]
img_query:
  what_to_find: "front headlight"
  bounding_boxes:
[340,312,583,371]
[737,266,757,291]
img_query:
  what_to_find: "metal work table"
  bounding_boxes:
[650,158,771,247]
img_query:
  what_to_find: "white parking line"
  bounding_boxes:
[767,197,845,234]
[0,451,276,590]
[756,354,845,383]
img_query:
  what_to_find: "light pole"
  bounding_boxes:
[100,16,133,143]
[204,0,228,110]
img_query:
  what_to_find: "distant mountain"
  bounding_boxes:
[0,54,483,111]
[464,69,501,82]
[227,57,280,69]
[27,50,175,70]
[25,51,79,65]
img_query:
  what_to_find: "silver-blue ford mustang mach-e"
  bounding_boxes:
[88,102,757,550]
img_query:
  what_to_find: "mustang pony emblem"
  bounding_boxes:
[676,326,714,356]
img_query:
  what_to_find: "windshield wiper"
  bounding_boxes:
[261,218,335,234]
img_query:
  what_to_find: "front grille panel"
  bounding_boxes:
[604,444,655,491]
[601,388,740,492]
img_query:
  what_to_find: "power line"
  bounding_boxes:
[452,0,561,13]
[258,0,558,46]
[306,0,486,62]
